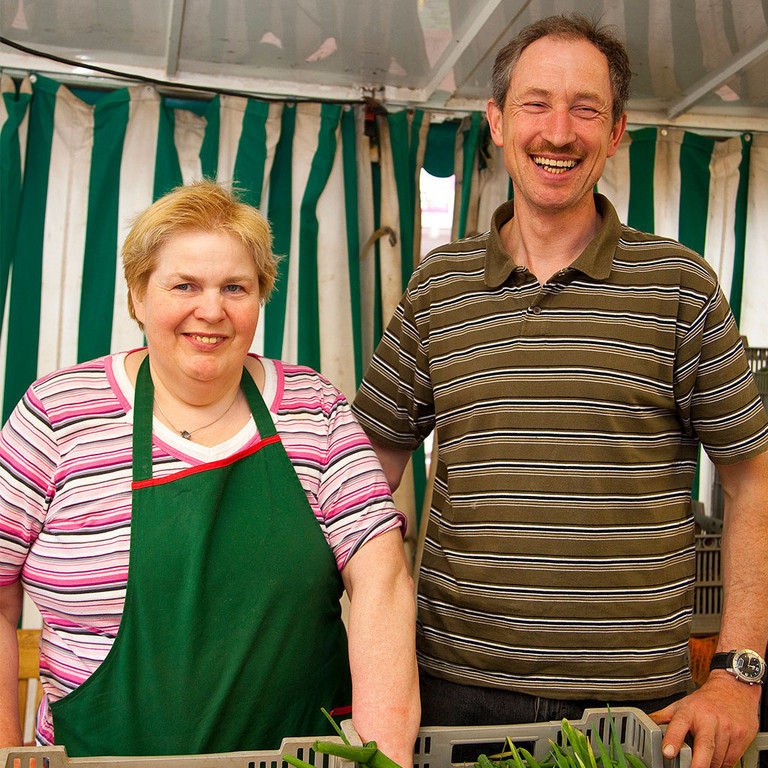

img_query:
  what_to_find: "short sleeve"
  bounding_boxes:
[0,388,58,584]
[315,392,406,570]
[353,279,435,450]
[675,283,768,464]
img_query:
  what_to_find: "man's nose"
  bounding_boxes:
[542,107,577,148]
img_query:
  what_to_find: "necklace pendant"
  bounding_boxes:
[180,430,192,440]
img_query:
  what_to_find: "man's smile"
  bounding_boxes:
[531,155,579,174]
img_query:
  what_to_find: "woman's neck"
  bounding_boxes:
[124,350,265,447]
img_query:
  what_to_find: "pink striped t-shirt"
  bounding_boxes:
[0,352,404,744]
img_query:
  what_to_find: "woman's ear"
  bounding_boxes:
[130,285,146,325]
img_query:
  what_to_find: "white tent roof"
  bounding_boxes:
[2,0,768,132]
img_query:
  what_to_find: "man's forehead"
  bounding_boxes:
[516,35,609,70]
[509,37,612,90]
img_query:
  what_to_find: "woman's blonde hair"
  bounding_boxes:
[122,181,278,327]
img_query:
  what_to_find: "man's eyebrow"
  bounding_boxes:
[516,86,606,103]
[518,87,552,99]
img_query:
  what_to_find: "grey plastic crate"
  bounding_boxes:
[742,732,768,768]
[690,532,722,636]
[748,347,768,409]
[0,737,352,768]
[408,707,691,768]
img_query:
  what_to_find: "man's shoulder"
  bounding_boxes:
[613,223,718,285]
[424,230,489,258]
[415,231,490,277]
[617,223,704,258]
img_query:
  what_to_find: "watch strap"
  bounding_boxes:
[709,652,731,671]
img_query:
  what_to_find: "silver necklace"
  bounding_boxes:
[153,392,240,440]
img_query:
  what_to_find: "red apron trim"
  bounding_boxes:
[132,434,282,489]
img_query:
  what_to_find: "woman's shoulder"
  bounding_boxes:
[23,354,124,420]
[255,356,347,415]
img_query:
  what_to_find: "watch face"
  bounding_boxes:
[733,651,765,681]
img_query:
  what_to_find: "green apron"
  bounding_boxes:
[50,357,352,756]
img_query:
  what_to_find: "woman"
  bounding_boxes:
[0,181,419,763]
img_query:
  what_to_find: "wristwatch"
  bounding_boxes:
[709,649,766,685]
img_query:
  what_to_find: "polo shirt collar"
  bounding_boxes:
[484,193,622,288]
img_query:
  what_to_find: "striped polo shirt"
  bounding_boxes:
[0,352,404,743]
[353,194,768,700]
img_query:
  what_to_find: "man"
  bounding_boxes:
[352,14,768,768]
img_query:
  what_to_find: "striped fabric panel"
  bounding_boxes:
[353,196,768,699]
[2,76,57,423]
[76,88,131,364]
[0,80,374,416]
[0,75,30,328]
[0,80,179,422]
[0,354,403,742]
[742,134,768,345]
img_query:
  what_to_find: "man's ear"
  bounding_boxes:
[487,98,505,148]
[606,113,628,158]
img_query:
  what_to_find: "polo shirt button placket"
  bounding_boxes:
[530,305,542,315]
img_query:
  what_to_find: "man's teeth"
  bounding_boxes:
[193,335,220,344]
[533,156,577,173]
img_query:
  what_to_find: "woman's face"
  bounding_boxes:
[131,230,261,390]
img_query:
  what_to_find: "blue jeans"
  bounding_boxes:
[419,671,679,727]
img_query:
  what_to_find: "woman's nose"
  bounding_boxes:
[194,290,225,321]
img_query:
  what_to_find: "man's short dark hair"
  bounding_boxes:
[491,13,632,124]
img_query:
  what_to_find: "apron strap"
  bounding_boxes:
[239,364,278,440]
[133,356,276,483]
[133,356,155,483]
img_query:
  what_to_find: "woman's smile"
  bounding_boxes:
[184,333,228,347]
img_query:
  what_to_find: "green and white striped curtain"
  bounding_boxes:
[0,76,411,409]
[0,72,432,556]
[5,73,768,551]
[370,107,430,552]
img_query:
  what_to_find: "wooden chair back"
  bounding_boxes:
[17,628,42,744]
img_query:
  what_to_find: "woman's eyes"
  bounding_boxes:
[171,283,246,293]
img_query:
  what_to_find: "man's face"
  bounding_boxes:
[487,35,627,217]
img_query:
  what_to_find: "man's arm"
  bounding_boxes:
[0,581,24,747]
[341,529,420,768]
[369,440,413,493]
[651,449,768,768]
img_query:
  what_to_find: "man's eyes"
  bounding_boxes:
[521,103,601,116]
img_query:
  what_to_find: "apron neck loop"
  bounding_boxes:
[133,356,276,483]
